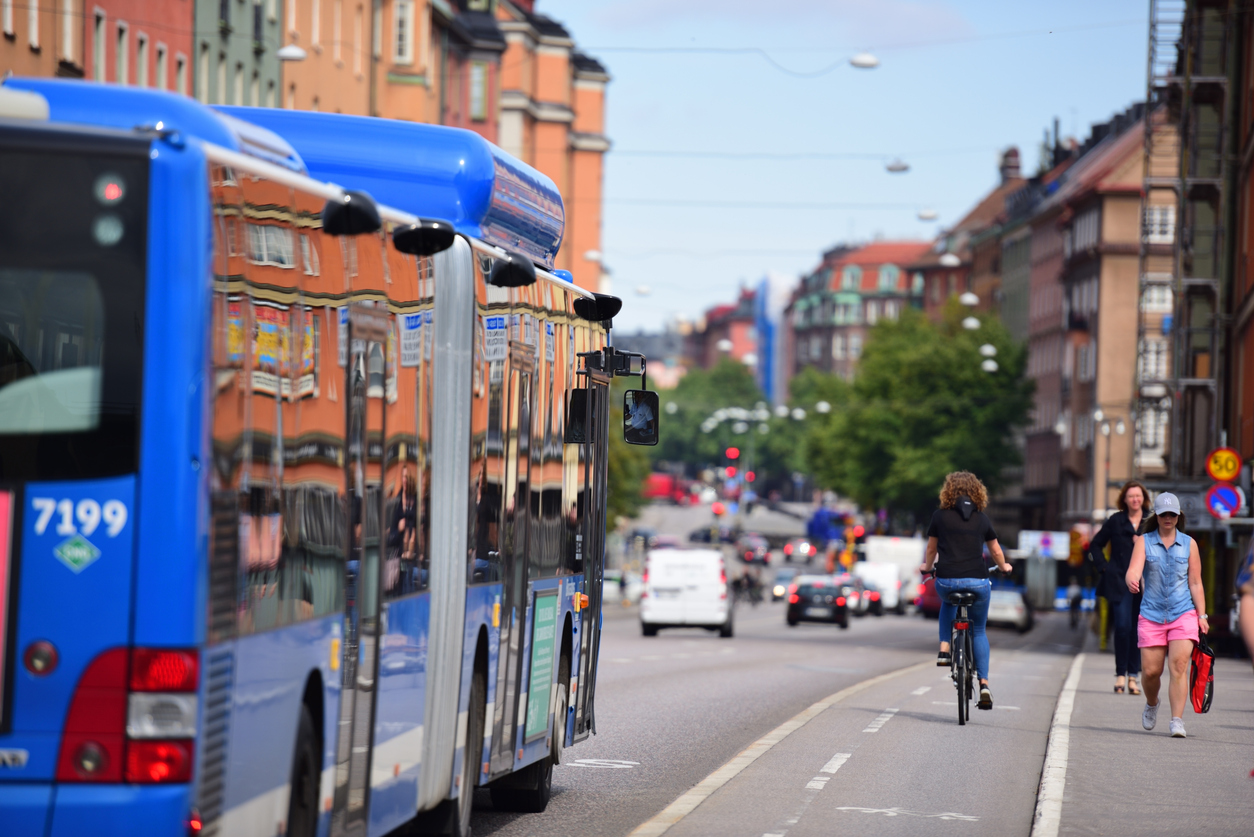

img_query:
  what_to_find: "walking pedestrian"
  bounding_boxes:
[1236,544,1254,775]
[1067,576,1083,629]
[1087,480,1148,695]
[1125,492,1209,738]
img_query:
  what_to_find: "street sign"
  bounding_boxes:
[1206,447,1242,483]
[1019,530,1070,560]
[1206,483,1241,519]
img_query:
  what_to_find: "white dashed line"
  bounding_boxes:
[820,753,852,774]
[805,776,830,790]
[862,708,899,733]
[911,686,931,696]
[931,701,1020,710]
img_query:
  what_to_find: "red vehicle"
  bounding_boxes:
[916,575,942,618]
[643,472,694,505]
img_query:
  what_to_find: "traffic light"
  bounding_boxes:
[745,470,756,482]
[726,446,740,460]
[851,525,865,538]
[724,466,737,479]
[711,501,726,516]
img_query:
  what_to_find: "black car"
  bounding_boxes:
[738,533,770,565]
[785,575,849,629]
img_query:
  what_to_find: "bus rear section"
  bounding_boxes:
[0,121,198,834]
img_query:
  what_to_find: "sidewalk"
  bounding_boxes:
[1058,629,1254,835]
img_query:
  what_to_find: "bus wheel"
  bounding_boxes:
[552,653,570,765]
[286,705,319,837]
[454,668,487,836]
[489,755,552,813]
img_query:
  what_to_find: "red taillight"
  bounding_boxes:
[745,551,753,560]
[953,621,969,630]
[56,648,128,782]
[126,739,194,783]
[131,649,198,692]
[57,647,199,784]
[869,592,880,601]
[784,544,793,555]
[788,594,800,604]
[836,596,846,606]
[188,809,204,833]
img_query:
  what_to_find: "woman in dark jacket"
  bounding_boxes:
[1087,480,1148,695]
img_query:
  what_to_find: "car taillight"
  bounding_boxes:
[788,594,800,604]
[784,544,793,555]
[836,596,846,607]
[57,647,199,784]
[869,592,880,601]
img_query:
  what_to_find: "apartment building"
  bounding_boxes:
[193,0,280,106]
[1,0,87,80]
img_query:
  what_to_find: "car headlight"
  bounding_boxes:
[773,585,785,596]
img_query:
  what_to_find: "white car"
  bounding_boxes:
[640,548,733,638]
[852,561,905,614]
[987,589,1033,633]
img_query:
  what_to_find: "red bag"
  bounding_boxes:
[1190,631,1215,714]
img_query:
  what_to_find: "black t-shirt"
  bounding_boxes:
[927,503,998,579]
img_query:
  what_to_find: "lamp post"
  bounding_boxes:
[1094,408,1127,515]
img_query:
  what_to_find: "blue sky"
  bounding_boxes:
[538,0,1150,333]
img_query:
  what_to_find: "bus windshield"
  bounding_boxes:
[0,140,147,481]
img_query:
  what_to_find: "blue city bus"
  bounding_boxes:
[0,78,653,837]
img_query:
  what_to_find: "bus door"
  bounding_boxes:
[489,352,535,773]
[331,305,389,836]
[572,373,609,741]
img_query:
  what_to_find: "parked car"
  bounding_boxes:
[738,533,771,565]
[640,548,733,637]
[689,525,736,544]
[650,534,683,549]
[771,567,799,601]
[916,575,942,619]
[852,561,903,614]
[988,589,1033,633]
[785,575,849,629]
[783,537,818,564]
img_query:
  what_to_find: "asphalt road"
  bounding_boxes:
[470,588,1084,836]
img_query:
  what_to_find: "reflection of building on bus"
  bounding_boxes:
[0,78,623,837]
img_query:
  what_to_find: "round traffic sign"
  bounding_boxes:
[1206,447,1242,482]
[1206,483,1240,519]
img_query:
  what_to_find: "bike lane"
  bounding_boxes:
[653,615,1083,837]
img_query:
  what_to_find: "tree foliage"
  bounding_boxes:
[806,302,1033,520]
[652,359,765,469]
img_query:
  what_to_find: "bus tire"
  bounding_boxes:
[489,755,552,813]
[453,667,487,836]
[552,653,570,765]
[285,705,320,837]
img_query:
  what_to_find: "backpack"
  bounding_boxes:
[1190,631,1215,714]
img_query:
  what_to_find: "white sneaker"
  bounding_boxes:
[1170,717,1186,738]
[1142,702,1159,731]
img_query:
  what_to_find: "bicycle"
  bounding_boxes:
[923,569,990,726]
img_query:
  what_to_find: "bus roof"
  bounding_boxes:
[0,78,306,173]
[215,107,565,268]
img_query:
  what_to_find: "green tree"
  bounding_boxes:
[806,302,1033,521]
[652,358,764,470]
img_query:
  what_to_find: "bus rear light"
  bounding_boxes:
[130,648,198,692]
[126,739,194,783]
[127,693,198,739]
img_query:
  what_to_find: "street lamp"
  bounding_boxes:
[849,52,880,69]
[962,317,980,331]
[1094,408,1127,514]
[277,43,308,61]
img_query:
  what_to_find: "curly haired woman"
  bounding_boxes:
[922,471,1012,710]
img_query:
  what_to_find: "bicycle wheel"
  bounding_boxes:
[953,632,967,725]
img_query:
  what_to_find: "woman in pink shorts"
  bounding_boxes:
[1125,492,1209,738]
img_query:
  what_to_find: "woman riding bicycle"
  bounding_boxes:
[922,471,1012,710]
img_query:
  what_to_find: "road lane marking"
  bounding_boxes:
[862,708,899,733]
[804,776,830,790]
[931,701,1020,710]
[565,759,640,769]
[626,661,930,837]
[836,806,979,821]
[820,753,851,774]
[1030,653,1085,837]
[910,686,931,695]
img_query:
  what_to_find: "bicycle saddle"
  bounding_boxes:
[944,591,978,606]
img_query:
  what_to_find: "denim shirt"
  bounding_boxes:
[1140,530,1195,624]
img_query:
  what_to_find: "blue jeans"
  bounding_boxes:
[936,577,992,681]
[1109,592,1141,677]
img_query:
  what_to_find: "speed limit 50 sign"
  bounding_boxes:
[1205,447,1242,483]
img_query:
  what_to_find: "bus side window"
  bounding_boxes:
[469,266,505,584]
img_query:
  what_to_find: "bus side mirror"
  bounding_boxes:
[623,390,659,446]
[321,189,382,236]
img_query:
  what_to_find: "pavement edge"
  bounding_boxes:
[1029,649,1087,837]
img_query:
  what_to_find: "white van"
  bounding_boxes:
[640,548,733,637]
[852,561,904,614]
[863,535,926,607]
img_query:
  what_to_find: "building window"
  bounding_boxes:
[841,265,861,290]
[878,264,900,291]
[26,0,37,48]
[176,54,187,94]
[333,0,341,61]
[115,23,128,84]
[1145,205,1175,244]
[3,1,13,37]
[353,3,362,74]
[136,34,148,87]
[251,71,259,106]
[1072,206,1100,253]
[248,224,295,268]
[849,334,862,359]
[198,44,209,100]
[470,62,488,120]
[301,234,321,275]
[809,335,821,361]
[234,62,244,105]
[1141,281,1173,313]
[884,300,899,321]
[865,300,879,325]
[287,83,296,109]
[216,53,226,104]
[911,271,924,295]
[266,80,276,107]
[1138,338,1168,381]
[393,0,413,63]
[832,335,845,360]
[93,12,106,81]
[155,43,167,89]
[312,0,320,45]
